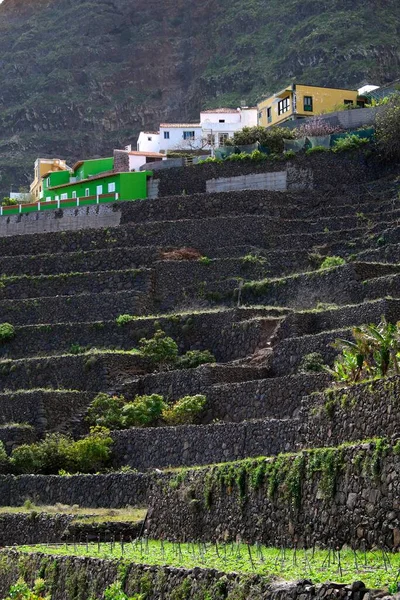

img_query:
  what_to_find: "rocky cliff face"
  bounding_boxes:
[0,0,399,194]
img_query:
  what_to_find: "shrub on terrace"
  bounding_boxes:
[226,126,296,154]
[177,349,216,369]
[375,93,400,161]
[86,393,125,429]
[332,134,369,153]
[86,392,207,429]
[327,316,400,384]
[9,429,113,474]
[0,322,15,343]
[121,394,167,427]
[138,328,179,368]
[0,441,9,474]
[319,256,346,270]
[298,352,326,374]
[162,394,207,425]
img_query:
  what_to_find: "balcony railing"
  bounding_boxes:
[0,193,119,217]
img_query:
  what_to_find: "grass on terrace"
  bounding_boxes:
[15,541,400,589]
[0,505,146,525]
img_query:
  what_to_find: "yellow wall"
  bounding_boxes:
[257,85,360,128]
[30,159,69,201]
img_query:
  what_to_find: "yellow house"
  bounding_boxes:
[30,158,71,202]
[257,84,364,128]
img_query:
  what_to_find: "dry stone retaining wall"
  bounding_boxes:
[0,551,378,600]
[146,442,400,549]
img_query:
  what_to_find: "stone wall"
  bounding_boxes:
[0,550,378,600]
[0,203,121,238]
[271,297,400,376]
[152,150,375,197]
[206,171,287,193]
[0,268,150,301]
[0,514,72,546]
[0,472,150,508]
[0,425,36,453]
[0,390,94,433]
[303,377,400,447]
[146,441,400,549]
[0,353,150,394]
[1,308,273,364]
[111,418,297,471]
[0,290,152,327]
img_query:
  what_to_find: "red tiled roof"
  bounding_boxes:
[129,151,164,157]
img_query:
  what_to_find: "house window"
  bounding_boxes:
[46,197,51,202]
[60,193,68,200]
[183,131,195,140]
[55,195,60,201]
[219,133,229,145]
[46,177,50,187]
[72,191,77,199]
[219,119,225,123]
[96,185,103,196]
[108,182,116,193]
[147,137,152,141]
[206,134,215,146]
[304,96,313,112]
[164,131,170,139]
[85,188,90,197]
[344,99,354,106]
[357,100,365,108]
[278,97,290,116]
[267,107,272,123]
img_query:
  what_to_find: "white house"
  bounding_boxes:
[136,132,161,153]
[136,107,258,154]
[159,123,203,152]
[200,107,257,149]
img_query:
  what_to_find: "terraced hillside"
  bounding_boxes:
[0,161,400,598]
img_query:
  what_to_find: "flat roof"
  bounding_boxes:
[160,123,201,128]
[201,108,239,114]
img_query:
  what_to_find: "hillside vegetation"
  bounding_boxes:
[0,0,399,193]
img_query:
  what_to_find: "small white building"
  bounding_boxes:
[136,132,161,154]
[127,150,165,171]
[136,107,258,155]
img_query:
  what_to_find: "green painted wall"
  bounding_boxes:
[75,157,114,180]
[119,172,148,200]
[43,172,150,202]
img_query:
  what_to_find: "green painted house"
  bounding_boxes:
[42,157,151,202]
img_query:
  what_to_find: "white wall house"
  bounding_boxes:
[136,132,161,153]
[136,107,258,154]
[200,108,257,149]
[159,123,203,152]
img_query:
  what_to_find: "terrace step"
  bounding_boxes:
[0,309,285,362]
[0,213,398,260]
[112,416,299,471]
[0,389,94,433]
[0,352,152,393]
[0,269,151,300]
[0,290,153,326]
